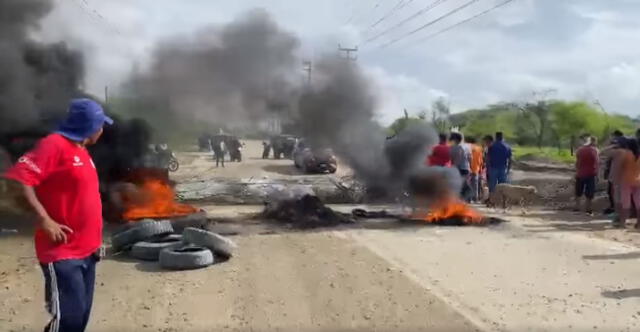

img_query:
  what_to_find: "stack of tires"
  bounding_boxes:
[110,220,236,270]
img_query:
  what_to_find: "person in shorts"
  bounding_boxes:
[574,136,599,214]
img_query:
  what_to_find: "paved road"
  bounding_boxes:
[342,211,640,331]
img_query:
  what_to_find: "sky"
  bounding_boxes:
[37,0,640,124]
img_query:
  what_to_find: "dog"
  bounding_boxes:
[487,183,538,209]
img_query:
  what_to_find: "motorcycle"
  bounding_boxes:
[168,152,179,172]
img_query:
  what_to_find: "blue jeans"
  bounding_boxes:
[41,254,97,332]
[488,167,508,193]
[469,173,480,202]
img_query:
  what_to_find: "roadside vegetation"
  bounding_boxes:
[389,96,639,164]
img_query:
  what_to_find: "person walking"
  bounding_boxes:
[4,99,112,332]
[449,132,472,202]
[427,133,451,167]
[486,132,512,193]
[465,136,484,203]
[574,136,599,215]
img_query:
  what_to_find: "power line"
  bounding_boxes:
[70,0,122,35]
[379,0,480,48]
[367,0,414,30]
[412,0,516,44]
[347,1,382,25]
[364,0,450,44]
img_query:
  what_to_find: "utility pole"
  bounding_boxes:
[104,85,109,105]
[302,60,312,85]
[338,44,358,61]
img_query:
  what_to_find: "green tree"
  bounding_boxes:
[550,101,604,153]
[388,116,426,136]
[516,101,554,148]
[431,97,450,133]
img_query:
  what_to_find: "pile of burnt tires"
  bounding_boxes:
[110,220,235,270]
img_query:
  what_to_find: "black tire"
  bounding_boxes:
[130,234,184,261]
[111,228,139,252]
[168,158,179,172]
[182,227,236,258]
[112,219,156,236]
[170,211,207,233]
[159,246,214,270]
[111,220,174,252]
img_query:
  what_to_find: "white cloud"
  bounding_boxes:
[364,66,448,124]
[587,62,640,114]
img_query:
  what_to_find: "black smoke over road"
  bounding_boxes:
[0,0,84,133]
[123,9,439,198]
[123,9,300,129]
[296,58,437,197]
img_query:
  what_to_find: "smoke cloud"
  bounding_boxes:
[0,0,84,133]
[123,9,438,197]
[123,9,300,129]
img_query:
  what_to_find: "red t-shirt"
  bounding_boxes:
[428,143,451,167]
[576,145,599,178]
[4,134,102,263]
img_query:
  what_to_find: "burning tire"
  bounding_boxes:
[111,220,174,252]
[182,227,236,258]
[159,246,214,270]
[130,234,183,261]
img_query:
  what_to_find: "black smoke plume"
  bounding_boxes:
[121,9,439,199]
[0,0,84,134]
[296,58,437,197]
[122,9,300,132]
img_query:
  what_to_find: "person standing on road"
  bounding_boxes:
[602,138,640,228]
[574,136,599,214]
[262,141,271,159]
[3,99,112,332]
[487,132,512,193]
[482,135,494,201]
[465,136,484,203]
[603,130,627,215]
[212,139,225,168]
[427,133,451,167]
[449,132,472,202]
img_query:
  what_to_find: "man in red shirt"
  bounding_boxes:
[575,136,599,214]
[4,98,112,332]
[427,133,451,167]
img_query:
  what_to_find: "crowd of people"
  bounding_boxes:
[574,129,640,227]
[427,131,512,203]
[427,127,640,228]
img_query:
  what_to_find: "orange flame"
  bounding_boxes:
[412,196,483,224]
[122,178,198,221]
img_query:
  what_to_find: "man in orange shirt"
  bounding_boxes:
[465,136,484,203]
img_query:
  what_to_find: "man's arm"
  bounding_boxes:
[19,183,73,243]
[4,136,72,243]
[507,147,513,173]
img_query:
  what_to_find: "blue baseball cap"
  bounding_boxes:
[55,98,113,142]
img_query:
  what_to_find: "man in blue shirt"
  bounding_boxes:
[487,132,512,193]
